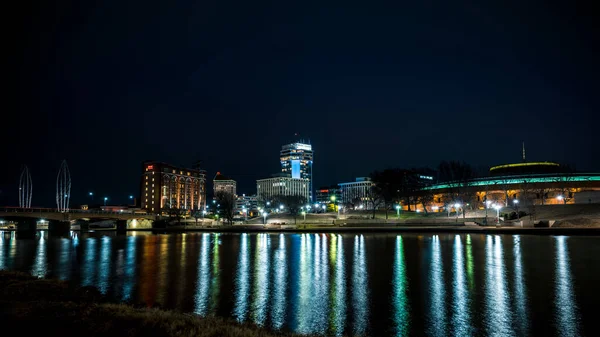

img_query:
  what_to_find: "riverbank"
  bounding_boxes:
[0,271,307,337]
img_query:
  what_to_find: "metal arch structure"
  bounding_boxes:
[56,160,72,212]
[19,165,33,208]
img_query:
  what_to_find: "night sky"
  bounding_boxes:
[3,0,598,207]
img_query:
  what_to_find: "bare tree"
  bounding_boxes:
[342,188,363,210]
[190,208,203,226]
[365,185,384,219]
[215,191,236,225]
[438,160,476,219]
[414,189,435,214]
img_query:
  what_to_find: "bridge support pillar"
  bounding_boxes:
[49,221,70,236]
[16,218,37,239]
[116,220,127,234]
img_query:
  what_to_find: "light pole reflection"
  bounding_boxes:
[484,235,511,336]
[512,235,528,335]
[393,236,409,336]
[428,235,447,336]
[312,234,329,335]
[98,236,111,293]
[271,234,287,329]
[451,235,472,336]
[555,236,580,336]
[31,233,47,278]
[209,233,221,314]
[352,235,368,336]
[123,236,137,301]
[296,233,312,334]
[57,238,71,280]
[194,233,211,316]
[252,233,270,326]
[329,234,346,336]
[82,238,97,287]
[234,233,250,322]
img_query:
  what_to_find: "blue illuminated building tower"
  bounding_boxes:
[280,141,313,201]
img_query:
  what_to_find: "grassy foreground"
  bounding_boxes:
[0,271,305,337]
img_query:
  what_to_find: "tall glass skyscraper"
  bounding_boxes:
[280,142,313,200]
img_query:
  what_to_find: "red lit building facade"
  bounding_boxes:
[141,161,207,214]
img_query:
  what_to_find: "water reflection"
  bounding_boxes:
[234,233,250,322]
[485,235,511,336]
[512,236,528,335]
[428,235,447,336]
[393,236,409,336]
[123,236,136,301]
[271,234,287,329]
[252,233,270,326]
[329,234,346,336]
[0,231,594,337]
[98,236,111,293]
[57,238,71,280]
[194,233,211,315]
[31,233,47,277]
[555,236,579,336]
[352,235,368,336]
[82,238,97,286]
[451,235,472,336]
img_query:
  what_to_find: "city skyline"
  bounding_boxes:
[3,1,598,206]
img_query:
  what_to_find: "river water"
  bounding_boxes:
[0,231,598,336]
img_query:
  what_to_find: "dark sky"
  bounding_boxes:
[3,0,598,207]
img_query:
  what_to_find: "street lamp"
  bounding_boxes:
[395,204,401,219]
[262,211,267,224]
[302,210,306,222]
[337,205,342,219]
[454,203,461,221]
[89,192,94,201]
[242,207,247,221]
[493,204,501,224]
[279,205,284,212]
[104,197,108,206]
[557,195,564,204]
[513,199,519,219]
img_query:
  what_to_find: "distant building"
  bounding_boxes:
[257,177,310,202]
[315,186,341,204]
[338,177,374,208]
[236,194,258,214]
[280,142,313,200]
[141,161,207,214]
[213,172,237,197]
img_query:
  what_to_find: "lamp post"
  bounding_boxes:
[89,192,94,201]
[494,204,501,225]
[337,205,342,219]
[396,205,400,219]
[302,210,306,222]
[331,195,337,218]
[262,211,267,224]
[557,195,564,204]
[513,199,519,219]
[104,197,108,206]
[454,203,461,222]
[242,207,247,221]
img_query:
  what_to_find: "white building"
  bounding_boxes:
[213,172,236,197]
[338,177,375,208]
[257,177,310,202]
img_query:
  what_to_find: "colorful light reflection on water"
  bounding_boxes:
[0,231,598,337]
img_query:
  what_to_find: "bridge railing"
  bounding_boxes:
[0,207,152,216]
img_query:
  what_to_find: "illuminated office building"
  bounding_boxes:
[256,176,310,202]
[140,161,206,214]
[280,141,313,200]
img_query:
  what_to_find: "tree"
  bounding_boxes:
[274,194,307,224]
[190,208,203,226]
[438,160,476,218]
[414,189,435,214]
[166,207,185,226]
[365,185,384,219]
[371,169,408,219]
[554,165,576,204]
[215,191,236,225]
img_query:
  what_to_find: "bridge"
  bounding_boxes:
[0,207,157,232]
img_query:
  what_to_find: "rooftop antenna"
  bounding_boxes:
[522,142,526,162]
